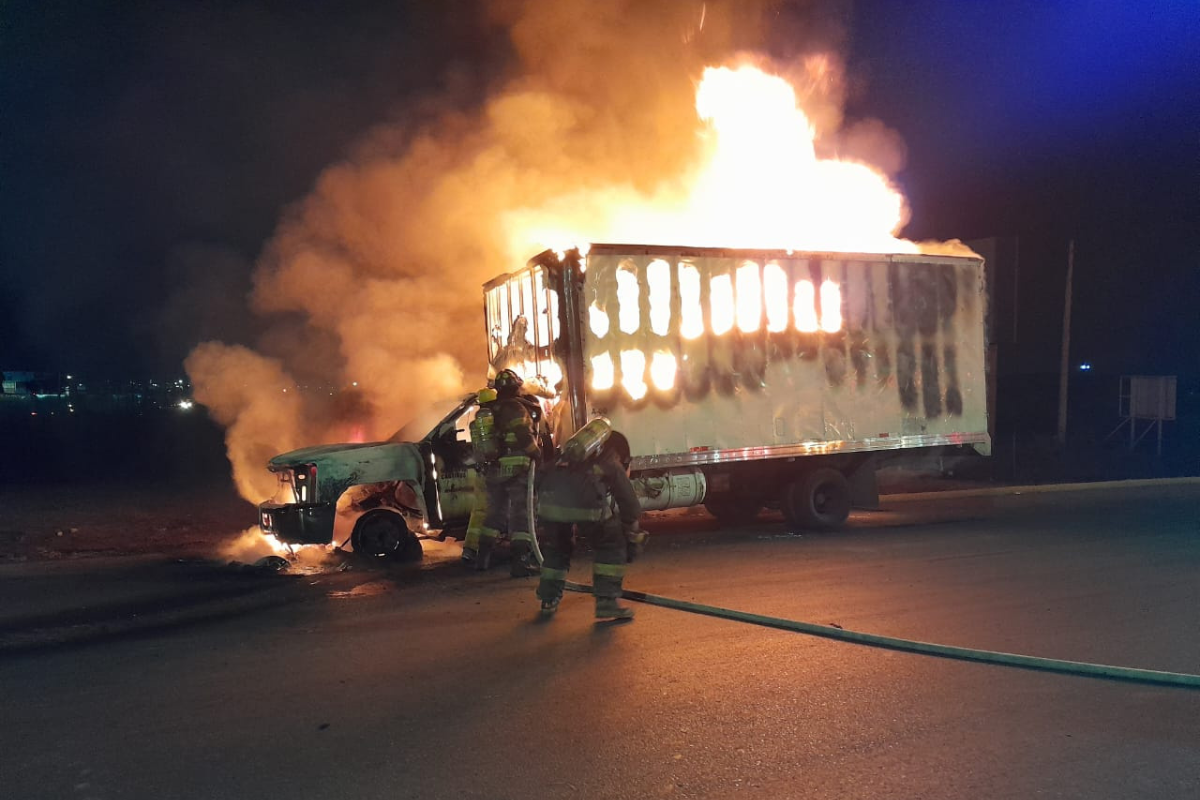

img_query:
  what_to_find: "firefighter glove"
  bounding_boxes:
[624,523,648,563]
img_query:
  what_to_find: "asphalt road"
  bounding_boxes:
[3,483,1199,799]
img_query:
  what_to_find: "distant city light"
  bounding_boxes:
[1078,363,1092,371]
[178,399,195,410]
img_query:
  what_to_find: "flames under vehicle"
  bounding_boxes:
[260,243,991,558]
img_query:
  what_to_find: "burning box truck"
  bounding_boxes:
[258,243,990,559]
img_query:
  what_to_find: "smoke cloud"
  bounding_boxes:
[185,342,305,501]
[187,0,937,503]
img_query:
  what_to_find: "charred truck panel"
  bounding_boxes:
[485,244,990,528]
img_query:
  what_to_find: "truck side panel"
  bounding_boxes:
[580,248,990,468]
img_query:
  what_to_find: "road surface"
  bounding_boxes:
[3,483,1199,799]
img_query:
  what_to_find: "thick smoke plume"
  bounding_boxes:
[186,0,926,503]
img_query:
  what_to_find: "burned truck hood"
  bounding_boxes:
[268,441,426,501]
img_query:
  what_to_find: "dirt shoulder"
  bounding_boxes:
[0,479,258,563]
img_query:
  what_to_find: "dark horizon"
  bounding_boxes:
[3,0,1198,379]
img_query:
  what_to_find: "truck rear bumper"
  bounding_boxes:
[258,502,337,545]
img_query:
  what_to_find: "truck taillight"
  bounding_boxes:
[294,464,318,503]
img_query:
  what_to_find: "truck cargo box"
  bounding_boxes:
[483,243,990,527]
[487,244,990,464]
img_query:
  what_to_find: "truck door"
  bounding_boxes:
[429,402,482,531]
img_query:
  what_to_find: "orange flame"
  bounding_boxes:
[619,350,648,400]
[509,61,922,264]
[531,62,934,399]
[685,65,913,253]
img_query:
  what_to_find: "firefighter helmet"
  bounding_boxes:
[494,369,523,393]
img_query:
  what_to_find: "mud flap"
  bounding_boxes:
[847,459,880,510]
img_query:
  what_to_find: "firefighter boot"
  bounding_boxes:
[593,566,632,620]
[594,597,634,621]
[509,540,540,578]
[536,557,569,618]
[536,574,564,617]
[473,538,494,571]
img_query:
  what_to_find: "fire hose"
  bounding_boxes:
[526,460,544,566]
[562,581,1200,690]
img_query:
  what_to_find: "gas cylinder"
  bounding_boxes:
[560,417,612,464]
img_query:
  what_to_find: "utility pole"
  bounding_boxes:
[1055,239,1074,447]
[1012,235,1020,343]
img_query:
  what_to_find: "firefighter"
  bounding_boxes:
[475,369,542,577]
[461,387,498,566]
[535,418,647,621]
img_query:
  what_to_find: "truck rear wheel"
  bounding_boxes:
[704,497,763,526]
[351,510,424,562]
[784,468,851,530]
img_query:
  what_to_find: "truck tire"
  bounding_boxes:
[784,468,851,530]
[351,510,424,563]
[704,497,762,526]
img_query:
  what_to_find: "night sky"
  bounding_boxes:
[3,0,1198,379]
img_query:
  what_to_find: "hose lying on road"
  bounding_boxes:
[562,581,1200,690]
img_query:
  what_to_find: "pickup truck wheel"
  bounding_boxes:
[351,510,424,563]
[704,497,762,526]
[785,468,851,530]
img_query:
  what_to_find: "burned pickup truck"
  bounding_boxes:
[258,394,486,561]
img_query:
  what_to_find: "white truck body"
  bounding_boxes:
[485,243,990,526]
[580,246,990,463]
